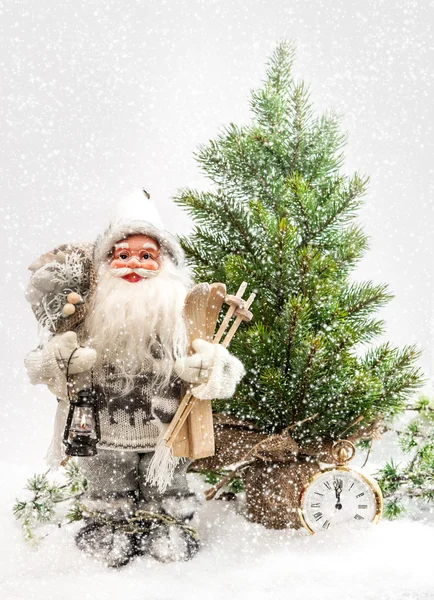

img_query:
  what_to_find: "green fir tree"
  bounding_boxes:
[175,42,423,446]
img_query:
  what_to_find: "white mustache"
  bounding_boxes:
[111,267,160,279]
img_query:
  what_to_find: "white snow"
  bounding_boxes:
[1,460,433,600]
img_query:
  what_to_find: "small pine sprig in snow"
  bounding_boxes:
[375,396,434,518]
[13,461,87,545]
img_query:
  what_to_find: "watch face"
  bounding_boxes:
[300,468,382,533]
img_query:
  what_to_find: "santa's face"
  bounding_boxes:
[110,234,161,283]
[87,231,190,386]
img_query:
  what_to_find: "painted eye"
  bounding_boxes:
[119,253,129,260]
[141,253,150,260]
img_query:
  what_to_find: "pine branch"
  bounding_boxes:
[306,113,347,182]
[375,397,434,518]
[263,40,296,95]
[308,173,369,241]
[175,188,258,256]
[343,282,391,318]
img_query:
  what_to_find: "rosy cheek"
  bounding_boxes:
[143,259,160,271]
[110,259,125,269]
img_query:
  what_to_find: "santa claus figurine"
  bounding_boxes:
[24,190,245,567]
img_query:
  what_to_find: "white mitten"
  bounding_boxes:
[174,338,216,384]
[175,338,245,401]
[46,331,97,375]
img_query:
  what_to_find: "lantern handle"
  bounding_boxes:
[65,347,80,403]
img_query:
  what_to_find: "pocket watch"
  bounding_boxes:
[299,440,383,534]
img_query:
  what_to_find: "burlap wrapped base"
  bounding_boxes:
[195,414,337,530]
[243,459,321,529]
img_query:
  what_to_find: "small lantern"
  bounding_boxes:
[63,388,100,457]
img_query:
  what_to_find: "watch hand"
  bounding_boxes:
[333,479,343,509]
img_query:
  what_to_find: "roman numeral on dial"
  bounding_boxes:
[311,503,320,508]
[324,481,331,490]
[358,504,367,509]
[314,512,323,521]
[354,514,364,520]
[356,492,365,498]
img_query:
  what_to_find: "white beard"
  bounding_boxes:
[84,256,191,392]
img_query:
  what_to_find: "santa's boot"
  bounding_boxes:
[134,492,200,562]
[74,491,138,568]
[75,520,136,568]
[142,522,199,563]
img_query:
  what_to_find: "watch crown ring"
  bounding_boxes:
[332,439,356,465]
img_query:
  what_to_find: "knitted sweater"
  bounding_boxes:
[24,347,183,453]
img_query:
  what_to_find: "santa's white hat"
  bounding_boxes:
[94,189,184,266]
